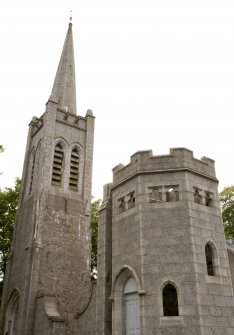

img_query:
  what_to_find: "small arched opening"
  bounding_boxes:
[205,243,215,276]
[162,283,179,316]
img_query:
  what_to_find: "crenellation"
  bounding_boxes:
[112,148,217,187]
[56,109,88,131]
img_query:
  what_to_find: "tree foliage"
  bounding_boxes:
[91,199,101,270]
[0,178,21,298]
[220,185,234,238]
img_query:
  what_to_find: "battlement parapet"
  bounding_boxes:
[112,148,217,186]
[56,108,94,131]
[30,108,95,137]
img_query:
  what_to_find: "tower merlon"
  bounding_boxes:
[112,147,217,186]
[86,109,94,117]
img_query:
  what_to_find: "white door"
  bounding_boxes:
[125,292,139,335]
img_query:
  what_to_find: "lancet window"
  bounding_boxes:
[51,143,64,186]
[69,148,79,190]
[205,243,215,276]
[163,283,179,316]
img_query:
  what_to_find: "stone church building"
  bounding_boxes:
[0,22,234,335]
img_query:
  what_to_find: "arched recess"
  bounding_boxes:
[112,265,143,335]
[68,143,84,195]
[4,289,20,335]
[25,139,42,197]
[26,147,36,197]
[205,241,219,276]
[227,247,234,291]
[33,140,41,190]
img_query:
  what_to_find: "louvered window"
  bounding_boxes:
[51,144,63,186]
[69,148,79,190]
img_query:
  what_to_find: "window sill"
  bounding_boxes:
[160,316,184,326]
[206,275,222,284]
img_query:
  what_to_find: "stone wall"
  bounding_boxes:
[75,282,97,335]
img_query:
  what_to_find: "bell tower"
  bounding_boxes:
[0,22,95,335]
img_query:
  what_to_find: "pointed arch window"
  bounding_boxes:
[69,148,79,190]
[205,243,215,276]
[163,283,179,316]
[51,143,64,186]
[29,150,36,195]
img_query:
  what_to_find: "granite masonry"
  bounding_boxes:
[0,23,234,335]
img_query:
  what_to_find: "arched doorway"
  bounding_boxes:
[124,277,139,335]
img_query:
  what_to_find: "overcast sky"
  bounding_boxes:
[0,0,234,199]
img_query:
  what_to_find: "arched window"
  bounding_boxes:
[29,150,36,195]
[205,243,215,276]
[51,143,64,186]
[69,148,79,190]
[163,283,179,316]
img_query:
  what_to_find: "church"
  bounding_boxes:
[0,22,234,335]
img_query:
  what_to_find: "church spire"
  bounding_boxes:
[50,22,77,114]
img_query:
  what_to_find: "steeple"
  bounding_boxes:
[0,21,95,335]
[50,22,77,114]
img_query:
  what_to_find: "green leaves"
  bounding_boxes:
[0,178,20,281]
[220,186,234,238]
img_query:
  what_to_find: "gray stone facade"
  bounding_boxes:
[0,22,234,335]
[97,149,234,335]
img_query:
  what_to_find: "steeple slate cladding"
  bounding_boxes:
[50,23,77,114]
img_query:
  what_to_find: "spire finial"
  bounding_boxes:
[69,10,72,24]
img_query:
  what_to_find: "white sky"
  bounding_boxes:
[0,0,234,199]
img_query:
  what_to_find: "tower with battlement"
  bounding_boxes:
[97,148,234,335]
[0,23,95,335]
